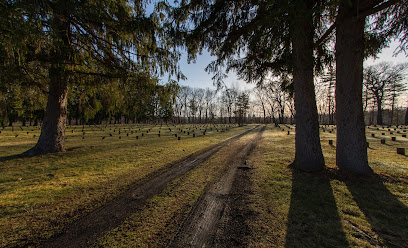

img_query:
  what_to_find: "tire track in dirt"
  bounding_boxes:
[168,125,266,248]
[40,126,259,248]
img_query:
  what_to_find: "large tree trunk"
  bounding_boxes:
[405,105,408,125]
[335,0,372,174]
[25,6,71,156]
[290,0,325,172]
[25,66,69,155]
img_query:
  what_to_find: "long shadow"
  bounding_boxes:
[345,174,408,247]
[285,169,350,248]
[0,153,26,162]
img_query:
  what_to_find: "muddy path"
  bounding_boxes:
[40,126,259,248]
[168,126,265,248]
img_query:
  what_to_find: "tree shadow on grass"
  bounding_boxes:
[345,173,408,247]
[0,153,26,162]
[285,169,350,248]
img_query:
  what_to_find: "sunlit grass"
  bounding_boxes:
[94,128,262,248]
[1,123,407,247]
[246,125,408,247]
[0,123,251,247]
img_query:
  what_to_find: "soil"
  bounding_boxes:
[169,126,265,248]
[40,126,261,248]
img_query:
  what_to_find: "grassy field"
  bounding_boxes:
[247,125,408,247]
[94,127,264,248]
[0,123,248,247]
[1,123,407,247]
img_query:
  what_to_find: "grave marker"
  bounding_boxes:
[397,148,405,155]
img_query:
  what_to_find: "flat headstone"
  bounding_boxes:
[397,148,405,155]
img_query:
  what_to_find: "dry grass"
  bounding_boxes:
[94,127,262,248]
[246,125,408,247]
[1,123,407,247]
[0,123,250,247]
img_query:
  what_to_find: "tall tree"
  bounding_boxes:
[236,92,249,126]
[363,62,407,125]
[167,0,325,171]
[290,0,324,171]
[1,0,180,155]
[335,0,403,174]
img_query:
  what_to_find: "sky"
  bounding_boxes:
[173,40,408,91]
[174,52,255,91]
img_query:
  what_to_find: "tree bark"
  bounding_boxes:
[24,5,71,155]
[25,66,69,155]
[290,0,325,172]
[405,105,408,125]
[335,0,372,174]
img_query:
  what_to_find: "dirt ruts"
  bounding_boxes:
[40,126,259,248]
[168,126,265,248]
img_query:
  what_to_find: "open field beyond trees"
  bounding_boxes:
[0,124,407,247]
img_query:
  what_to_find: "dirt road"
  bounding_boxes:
[169,126,265,247]
[41,126,261,248]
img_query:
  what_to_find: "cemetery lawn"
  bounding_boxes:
[0,123,249,247]
[0,124,407,247]
[246,125,408,247]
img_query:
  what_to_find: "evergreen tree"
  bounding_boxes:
[167,0,325,171]
[335,0,403,174]
[1,0,181,154]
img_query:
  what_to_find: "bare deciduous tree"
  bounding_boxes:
[363,62,407,125]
